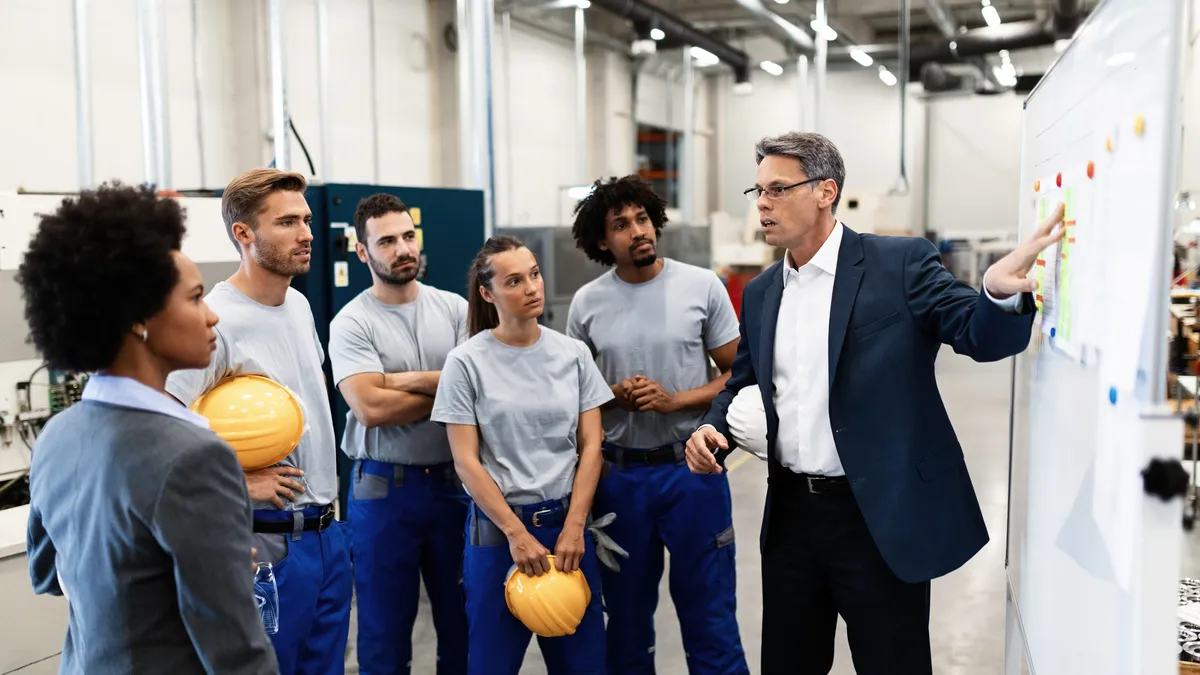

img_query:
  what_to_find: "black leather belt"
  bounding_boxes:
[602,442,684,467]
[253,504,336,534]
[775,470,851,495]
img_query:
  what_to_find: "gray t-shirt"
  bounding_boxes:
[165,282,339,511]
[567,258,740,449]
[430,327,614,505]
[328,283,468,465]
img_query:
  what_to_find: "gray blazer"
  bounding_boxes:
[26,399,279,674]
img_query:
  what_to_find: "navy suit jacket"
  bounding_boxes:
[702,225,1035,584]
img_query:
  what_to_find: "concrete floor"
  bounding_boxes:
[7,351,1200,674]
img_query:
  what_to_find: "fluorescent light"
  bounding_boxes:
[689,46,720,67]
[576,0,590,7]
[760,60,784,76]
[981,5,1001,26]
[878,66,897,86]
[650,28,665,40]
[809,19,838,41]
[567,186,593,199]
[993,65,1017,87]
[773,0,789,3]
[849,47,873,67]
[999,49,1010,59]
[732,81,754,96]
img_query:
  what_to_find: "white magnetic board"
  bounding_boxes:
[1005,0,1189,673]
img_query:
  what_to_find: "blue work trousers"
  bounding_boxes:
[462,496,607,675]
[593,446,748,675]
[348,459,469,675]
[252,505,354,675]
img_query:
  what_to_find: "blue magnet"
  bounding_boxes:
[1050,327,1056,338]
[1109,387,1117,405]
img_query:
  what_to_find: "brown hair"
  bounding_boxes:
[466,235,527,337]
[353,193,408,244]
[221,168,308,248]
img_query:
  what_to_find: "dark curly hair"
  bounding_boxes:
[15,182,187,372]
[570,175,668,266]
[353,193,409,244]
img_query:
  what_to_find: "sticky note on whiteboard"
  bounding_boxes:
[416,228,423,249]
[334,261,349,287]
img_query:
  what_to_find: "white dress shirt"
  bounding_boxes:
[774,222,844,475]
[83,373,211,429]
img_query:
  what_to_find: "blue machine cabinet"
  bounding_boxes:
[291,183,486,513]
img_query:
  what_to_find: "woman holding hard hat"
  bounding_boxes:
[432,235,613,674]
[17,183,278,674]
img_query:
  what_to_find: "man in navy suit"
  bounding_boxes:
[685,131,1064,674]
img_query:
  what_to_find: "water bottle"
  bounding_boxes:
[253,562,279,635]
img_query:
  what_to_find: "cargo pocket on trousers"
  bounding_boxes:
[468,509,508,547]
[353,471,389,500]
[252,532,291,569]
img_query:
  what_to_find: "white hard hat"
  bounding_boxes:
[727,386,769,461]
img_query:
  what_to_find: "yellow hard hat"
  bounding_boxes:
[190,374,304,470]
[503,555,591,637]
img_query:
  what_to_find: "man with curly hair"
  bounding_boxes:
[166,169,351,675]
[566,175,748,674]
[18,183,278,674]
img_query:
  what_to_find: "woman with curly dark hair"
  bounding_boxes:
[16,182,279,674]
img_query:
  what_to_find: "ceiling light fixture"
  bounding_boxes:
[879,66,897,86]
[809,19,838,41]
[650,28,665,40]
[849,47,873,67]
[760,60,784,76]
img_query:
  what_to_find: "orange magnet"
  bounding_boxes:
[1087,161,1095,179]
[1134,115,1145,136]
[1106,137,1113,152]
[1056,172,1063,188]
[1034,180,1041,192]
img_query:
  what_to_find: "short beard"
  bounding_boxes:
[254,237,309,277]
[370,253,418,285]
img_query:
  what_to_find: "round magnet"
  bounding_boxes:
[1056,172,1063,187]
[1106,137,1113,152]
[1134,115,1145,136]
[1034,180,1041,192]
[1109,387,1117,405]
[1087,161,1094,179]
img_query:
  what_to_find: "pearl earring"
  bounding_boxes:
[141,328,149,343]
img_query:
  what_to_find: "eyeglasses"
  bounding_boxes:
[743,177,827,202]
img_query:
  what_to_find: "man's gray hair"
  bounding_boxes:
[755,132,846,214]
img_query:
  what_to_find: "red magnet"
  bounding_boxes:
[1087,161,1094,179]
[1034,180,1041,192]
[1056,172,1063,188]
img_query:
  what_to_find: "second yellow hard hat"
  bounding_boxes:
[504,556,592,637]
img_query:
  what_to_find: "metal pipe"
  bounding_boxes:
[827,20,1055,65]
[895,0,910,193]
[681,46,695,223]
[71,0,94,189]
[368,0,380,183]
[317,0,332,180]
[733,0,814,51]
[797,54,809,131]
[502,10,514,227]
[482,0,497,236]
[923,0,1001,90]
[149,0,170,187]
[190,0,206,188]
[588,0,751,83]
[814,0,827,133]
[457,0,472,190]
[136,0,160,186]
[575,5,587,185]
[268,0,290,171]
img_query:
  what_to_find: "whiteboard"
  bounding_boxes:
[1004,0,1189,673]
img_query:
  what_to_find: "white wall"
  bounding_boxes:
[719,67,926,232]
[633,64,714,224]
[927,92,1026,238]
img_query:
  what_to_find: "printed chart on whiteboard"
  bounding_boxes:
[1029,108,1162,376]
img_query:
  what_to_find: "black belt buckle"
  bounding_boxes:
[531,508,553,528]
